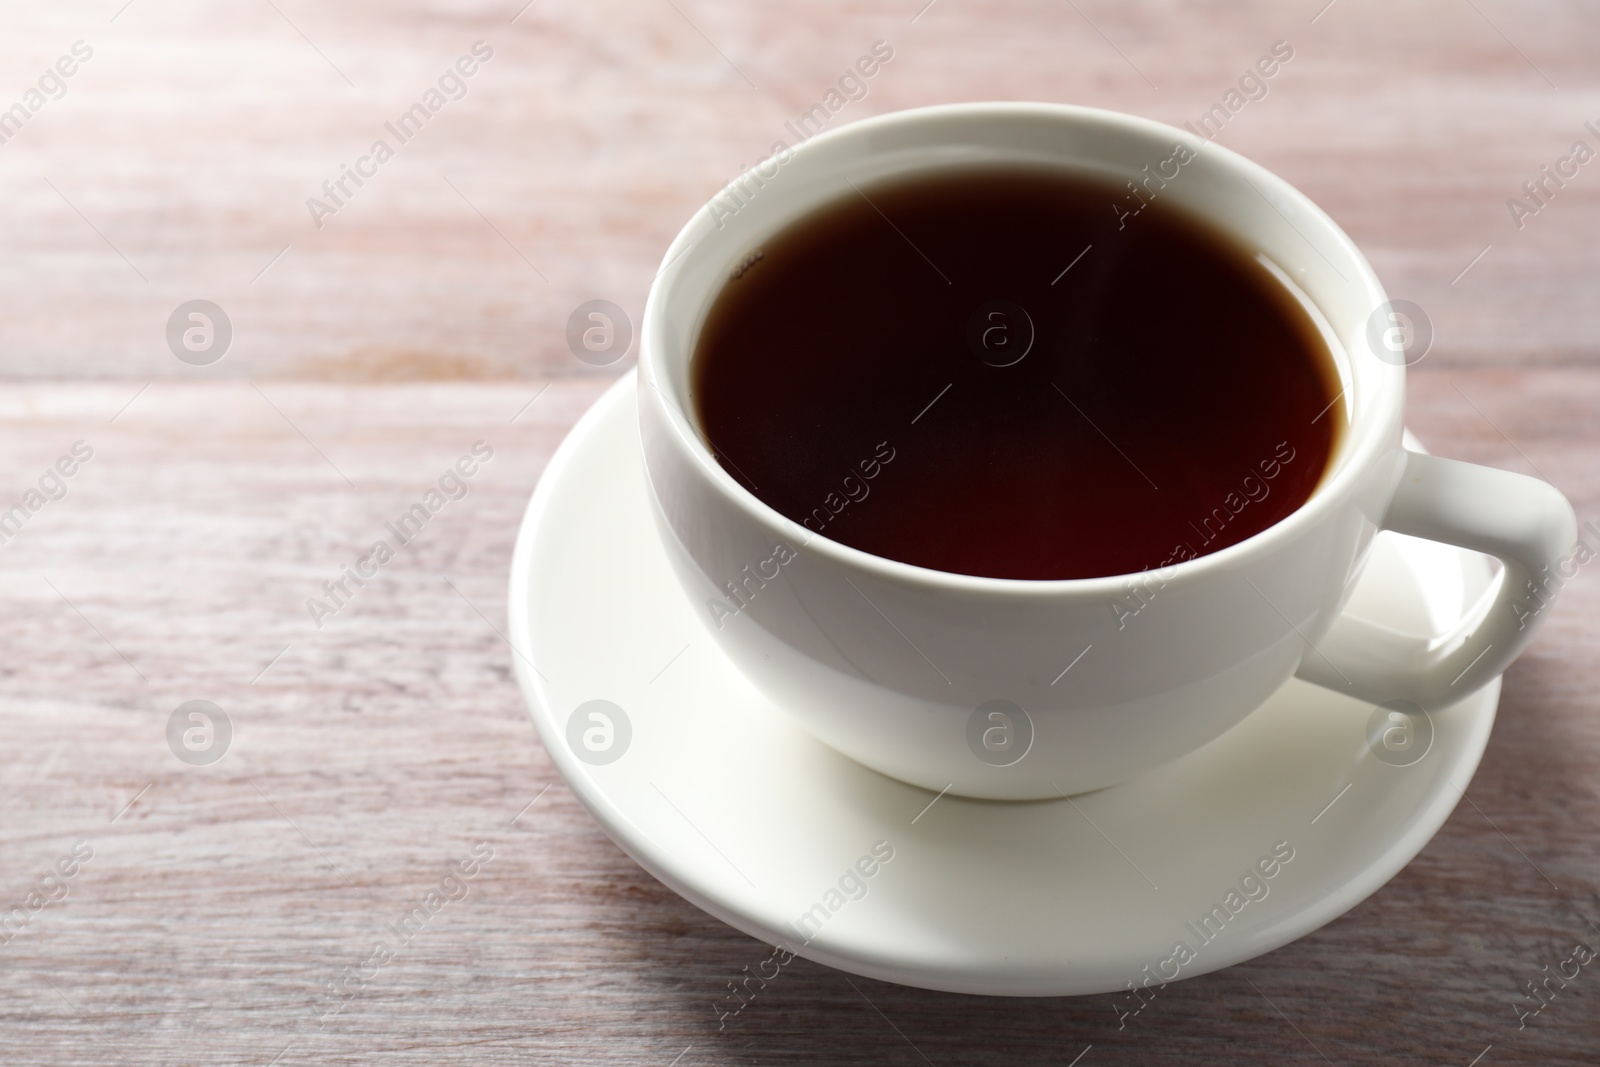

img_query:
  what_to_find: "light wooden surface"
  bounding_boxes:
[2,0,1599,378]
[1,1,1598,1064]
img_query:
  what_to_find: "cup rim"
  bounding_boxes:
[640,101,1401,597]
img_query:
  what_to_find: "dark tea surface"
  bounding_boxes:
[691,164,1342,580]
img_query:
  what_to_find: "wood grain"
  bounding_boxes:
[0,0,1597,1064]
[0,0,1598,378]
[0,370,1594,1066]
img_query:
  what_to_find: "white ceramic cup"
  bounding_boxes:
[637,103,1576,800]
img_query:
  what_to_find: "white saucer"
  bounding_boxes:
[507,372,1499,997]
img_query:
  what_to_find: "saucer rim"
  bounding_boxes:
[507,371,1499,997]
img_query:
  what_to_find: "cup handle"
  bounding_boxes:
[1292,450,1576,709]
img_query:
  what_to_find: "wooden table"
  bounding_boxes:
[1,1,1596,1064]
